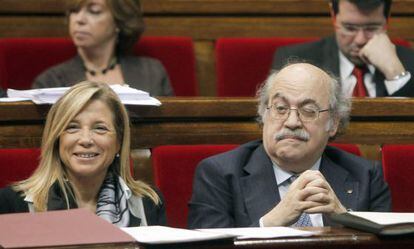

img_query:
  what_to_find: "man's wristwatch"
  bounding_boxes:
[390,71,410,80]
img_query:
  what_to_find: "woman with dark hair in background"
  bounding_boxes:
[33,0,173,96]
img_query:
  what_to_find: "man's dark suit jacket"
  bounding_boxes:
[0,186,167,227]
[188,140,391,228]
[272,36,414,97]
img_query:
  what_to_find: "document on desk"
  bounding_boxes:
[331,211,414,236]
[198,227,316,239]
[121,226,235,244]
[0,209,135,248]
[4,84,161,106]
[0,97,31,102]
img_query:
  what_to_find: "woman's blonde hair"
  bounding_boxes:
[13,81,159,211]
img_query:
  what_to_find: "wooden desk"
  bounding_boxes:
[232,227,414,249]
[1,97,414,149]
[38,227,413,249]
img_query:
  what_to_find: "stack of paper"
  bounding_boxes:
[198,227,316,239]
[122,226,235,244]
[121,226,316,245]
[4,84,161,106]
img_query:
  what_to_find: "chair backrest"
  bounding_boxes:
[328,143,361,156]
[151,144,238,228]
[0,148,40,188]
[0,38,76,90]
[133,36,198,96]
[393,38,412,48]
[381,144,414,212]
[215,37,317,97]
[0,36,198,96]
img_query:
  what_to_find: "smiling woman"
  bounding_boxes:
[32,0,174,96]
[0,81,167,227]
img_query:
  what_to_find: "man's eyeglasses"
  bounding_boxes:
[266,104,330,122]
[336,23,384,37]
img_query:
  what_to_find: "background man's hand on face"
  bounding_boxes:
[359,32,406,79]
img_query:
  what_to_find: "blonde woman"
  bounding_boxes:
[0,81,166,227]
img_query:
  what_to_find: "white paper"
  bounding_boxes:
[349,212,414,225]
[122,98,161,106]
[121,226,234,244]
[198,227,316,239]
[6,84,161,106]
[0,97,31,102]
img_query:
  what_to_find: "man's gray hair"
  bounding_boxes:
[256,67,351,138]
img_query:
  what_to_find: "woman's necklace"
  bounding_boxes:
[83,57,118,76]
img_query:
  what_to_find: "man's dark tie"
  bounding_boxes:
[352,66,368,97]
[289,175,313,227]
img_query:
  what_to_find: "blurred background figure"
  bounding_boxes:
[0,87,5,97]
[272,0,414,97]
[0,81,166,227]
[33,0,173,96]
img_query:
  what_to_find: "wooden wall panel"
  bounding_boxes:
[0,17,66,37]
[2,0,414,15]
[2,17,413,40]
[194,41,216,96]
[2,98,414,149]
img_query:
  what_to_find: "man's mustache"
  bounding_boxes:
[274,129,310,141]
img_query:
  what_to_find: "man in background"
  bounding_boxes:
[272,0,414,97]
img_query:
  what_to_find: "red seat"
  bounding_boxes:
[381,144,414,212]
[329,143,361,156]
[0,38,76,90]
[0,148,40,188]
[133,36,197,96]
[215,37,317,97]
[393,38,412,48]
[0,36,197,96]
[151,144,238,228]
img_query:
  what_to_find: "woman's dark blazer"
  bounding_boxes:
[0,186,167,226]
[32,55,174,96]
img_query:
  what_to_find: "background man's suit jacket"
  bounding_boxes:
[188,140,391,228]
[272,36,414,97]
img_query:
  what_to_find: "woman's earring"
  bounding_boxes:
[116,153,120,158]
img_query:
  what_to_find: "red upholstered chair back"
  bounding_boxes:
[0,148,40,188]
[328,143,361,156]
[215,37,317,97]
[133,36,198,96]
[152,144,238,228]
[0,36,197,96]
[393,38,412,48]
[0,38,76,90]
[381,144,414,212]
